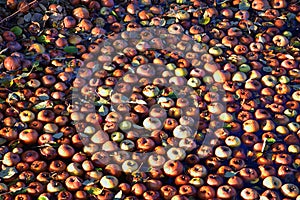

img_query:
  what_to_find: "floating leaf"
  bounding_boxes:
[83,179,96,186]
[38,94,49,100]
[38,196,49,200]
[292,163,299,169]
[114,190,122,199]
[53,132,63,139]
[239,0,250,10]
[96,168,103,171]
[250,178,260,184]
[199,17,210,25]
[33,101,53,110]
[0,138,7,145]
[224,171,238,178]
[256,152,263,158]
[223,123,232,129]
[87,187,103,195]
[29,43,45,54]
[98,105,109,116]
[37,35,51,44]
[0,166,18,179]
[10,26,22,36]
[64,46,78,54]
[12,187,27,195]
[266,138,276,143]
[287,13,296,21]
[129,100,147,105]
[95,97,111,106]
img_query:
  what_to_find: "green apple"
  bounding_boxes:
[97,86,113,97]
[284,109,297,118]
[122,160,138,173]
[166,63,176,70]
[19,110,35,123]
[232,71,247,82]
[263,176,282,189]
[67,163,84,176]
[111,132,124,142]
[209,46,223,56]
[167,147,186,161]
[239,64,251,73]
[175,68,188,77]
[189,177,204,187]
[283,31,293,38]
[119,120,132,132]
[100,175,119,189]
[225,136,241,148]
[100,7,110,15]
[143,85,160,98]
[287,122,300,132]
[288,144,300,154]
[120,140,135,151]
[278,75,290,83]
[187,77,201,88]
[203,75,214,85]
[47,180,64,193]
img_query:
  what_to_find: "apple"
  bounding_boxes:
[167,147,186,161]
[47,180,64,193]
[225,136,241,148]
[278,75,290,83]
[263,176,282,189]
[67,162,84,176]
[187,77,201,88]
[19,110,35,123]
[284,109,297,118]
[111,132,124,142]
[119,120,132,132]
[122,160,138,173]
[120,140,135,151]
[239,64,251,73]
[175,68,188,77]
[143,117,162,131]
[189,177,204,187]
[209,46,223,56]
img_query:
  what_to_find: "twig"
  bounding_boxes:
[0,0,38,24]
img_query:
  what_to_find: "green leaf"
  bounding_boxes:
[12,187,27,195]
[37,35,51,44]
[199,17,210,25]
[266,138,276,143]
[98,105,109,116]
[63,46,78,54]
[96,167,103,171]
[52,132,63,139]
[223,123,232,129]
[95,97,111,106]
[83,179,96,186]
[0,138,7,145]
[0,166,18,179]
[114,190,122,199]
[239,0,250,10]
[87,187,103,195]
[224,171,238,178]
[10,26,22,36]
[32,101,53,110]
[38,197,49,200]
[292,163,299,169]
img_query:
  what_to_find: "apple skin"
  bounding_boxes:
[263,176,282,189]
[19,110,35,123]
[100,175,119,189]
[111,132,124,142]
